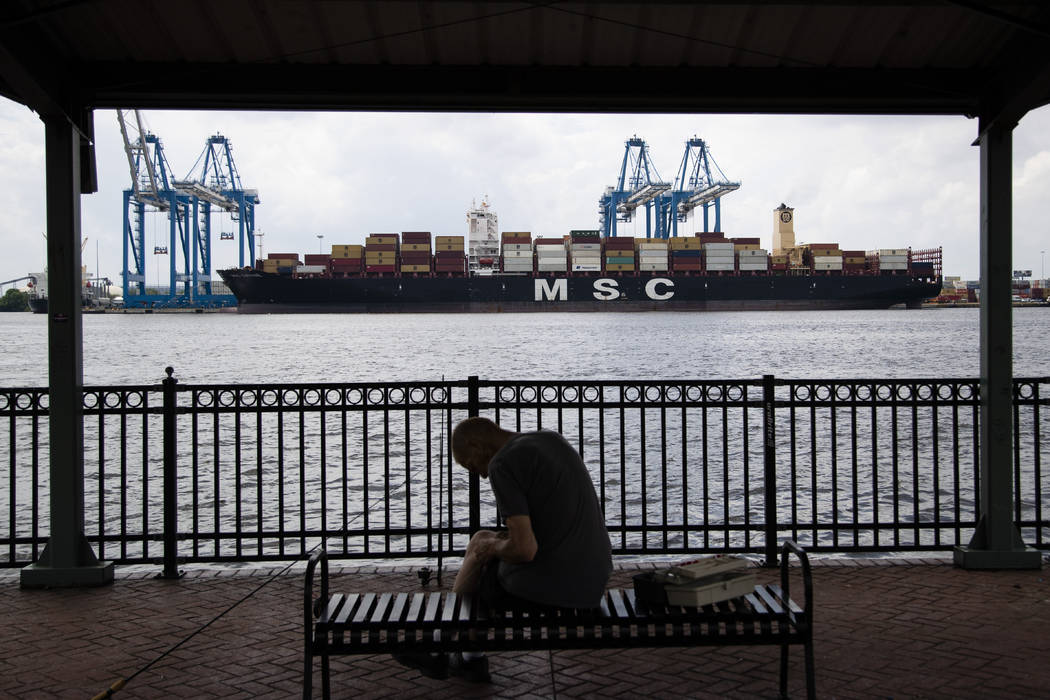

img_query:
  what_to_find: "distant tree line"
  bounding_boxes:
[0,289,30,311]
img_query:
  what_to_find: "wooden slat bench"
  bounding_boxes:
[304,540,815,699]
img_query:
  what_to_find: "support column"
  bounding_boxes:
[21,116,113,588]
[954,120,1040,569]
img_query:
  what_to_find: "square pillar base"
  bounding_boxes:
[20,561,114,588]
[953,545,1043,570]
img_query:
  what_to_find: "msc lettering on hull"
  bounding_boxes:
[534,277,676,302]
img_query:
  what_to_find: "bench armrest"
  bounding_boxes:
[779,540,812,622]
[305,549,329,631]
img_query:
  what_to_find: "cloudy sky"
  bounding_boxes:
[0,99,1048,288]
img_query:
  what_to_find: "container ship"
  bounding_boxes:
[218,204,942,313]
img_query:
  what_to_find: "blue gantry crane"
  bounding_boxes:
[598,136,671,238]
[119,110,258,308]
[656,136,740,238]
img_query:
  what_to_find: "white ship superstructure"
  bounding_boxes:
[467,197,499,275]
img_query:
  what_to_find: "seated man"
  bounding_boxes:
[394,416,613,682]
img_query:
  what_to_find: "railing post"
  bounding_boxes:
[763,374,779,567]
[467,375,481,533]
[159,367,182,579]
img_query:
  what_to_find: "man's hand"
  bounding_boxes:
[491,515,538,564]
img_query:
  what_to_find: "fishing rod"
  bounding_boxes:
[92,411,448,699]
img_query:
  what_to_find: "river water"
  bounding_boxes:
[1,307,1048,386]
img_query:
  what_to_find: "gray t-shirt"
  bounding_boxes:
[488,430,612,608]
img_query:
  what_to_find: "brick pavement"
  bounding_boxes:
[1,555,1047,699]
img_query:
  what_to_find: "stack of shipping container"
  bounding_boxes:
[364,233,398,274]
[637,238,669,272]
[535,237,568,273]
[261,252,299,274]
[604,236,635,272]
[809,243,842,272]
[400,231,432,274]
[669,235,703,272]
[842,250,866,274]
[501,231,533,273]
[733,237,768,273]
[869,248,909,273]
[329,245,363,277]
[569,230,602,273]
[703,235,735,272]
[434,235,466,274]
[297,251,330,278]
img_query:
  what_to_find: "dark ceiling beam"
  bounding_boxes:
[79,63,990,115]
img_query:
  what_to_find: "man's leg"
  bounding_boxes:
[453,529,499,594]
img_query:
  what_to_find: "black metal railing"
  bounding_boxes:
[1,373,1047,568]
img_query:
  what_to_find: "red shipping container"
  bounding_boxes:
[400,250,432,259]
[365,265,396,273]
[434,251,465,259]
[730,237,760,245]
[435,264,465,272]
[369,233,398,240]
[365,243,397,251]
[401,231,432,240]
[501,236,531,244]
[672,262,702,270]
[268,253,300,261]
[304,254,331,265]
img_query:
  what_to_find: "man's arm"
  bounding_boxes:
[492,514,538,563]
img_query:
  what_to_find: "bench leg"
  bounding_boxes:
[321,650,331,700]
[304,646,313,700]
[804,637,816,700]
[779,641,788,699]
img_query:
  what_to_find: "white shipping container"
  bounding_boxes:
[737,249,768,258]
[738,262,768,270]
[571,243,602,252]
[502,261,533,269]
[704,242,735,253]
[879,249,909,256]
[706,262,735,271]
[535,244,567,253]
[880,262,908,270]
[813,255,843,264]
[637,242,669,250]
[537,261,568,271]
[297,265,327,274]
[503,250,532,259]
[879,255,908,263]
[571,263,603,272]
[571,256,602,265]
[502,243,532,252]
[639,262,669,271]
[814,262,844,270]
[638,250,668,259]
[705,254,735,263]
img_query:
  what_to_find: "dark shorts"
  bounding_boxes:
[478,560,562,613]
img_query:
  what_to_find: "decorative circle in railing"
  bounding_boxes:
[958,383,976,401]
[665,385,682,402]
[582,386,600,403]
[856,384,872,401]
[388,388,406,405]
[345,388,364,405]
[82,392,99,410]
[916,384,934,401]
[498,386,517,403]
[195,390,214,408]
[937,383,955,400]
[282,389,299,405]
[260,389,281,407]
[876,384,894,401]
[407,387,427,404]
[367,388,386,405]
[706,385,724,402]
[814,385,831,402]
[216,389,239,408]
[792,385,810,401]
[37,394,48,410]
[520,386,537,403]
[430,386,448,403]
[302,389,321,407]
[895,384,913,401]
[836,385,853,401]
[1016,382,1035,400]
[727,385,744,402]
[685,385,704,402]
[561,386,579,403]
[623,386,641,403]
[645,386,662,402]
[0,394,8,411]
[103,391,123,409]
[541,386,559,403]
[325,388,343,405]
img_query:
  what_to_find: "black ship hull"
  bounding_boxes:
[218,269,941,313]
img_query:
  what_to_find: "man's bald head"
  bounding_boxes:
[452,417,515,477]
